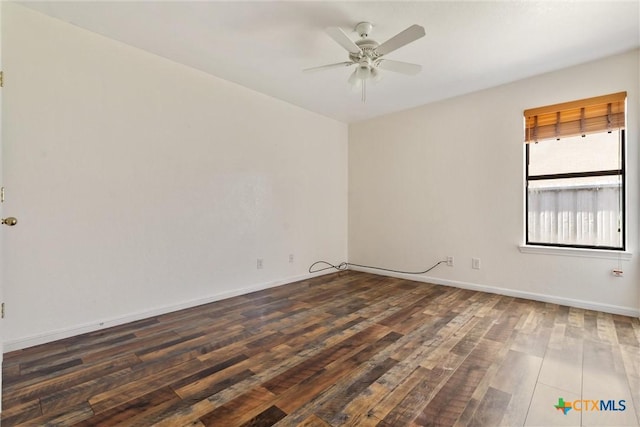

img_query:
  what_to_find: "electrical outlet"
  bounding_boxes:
[257,258,263,269]
[289,254,294,263]
[446,256,454,267]
[472,258,481,270]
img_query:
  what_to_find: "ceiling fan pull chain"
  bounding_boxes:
[362,79,366,103]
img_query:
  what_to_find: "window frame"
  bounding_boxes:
[525,129,626,251]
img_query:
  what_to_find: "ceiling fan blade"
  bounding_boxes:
[377,59,422,75]
[325,27,362,54]
[375,24,425,56]
[303,61,355,73]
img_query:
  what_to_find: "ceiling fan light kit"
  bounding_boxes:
[305,21,425,102]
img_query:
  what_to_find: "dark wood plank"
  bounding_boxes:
[39,351,196,414]
[74,386,181,426]
[16,402,95,426]
[3,353,141,408]
[87,358,204,414]
[0,398,42,427]
[262,325,397,395]
[198,386,278,426]
[141,368,256,426]
[296,414,332,426]
[239,405,287,427]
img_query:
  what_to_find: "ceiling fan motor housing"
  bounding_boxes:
[350,39,380,77]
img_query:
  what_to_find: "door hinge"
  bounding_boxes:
[0,71,3,88]
[1,303,5,319]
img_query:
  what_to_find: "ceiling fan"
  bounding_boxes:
[304,22,426,101]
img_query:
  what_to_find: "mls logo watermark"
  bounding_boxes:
[555,397,627,415]
[555,398,572,415]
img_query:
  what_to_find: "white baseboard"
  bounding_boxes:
[3,270,331,352]
[349,266,640,318]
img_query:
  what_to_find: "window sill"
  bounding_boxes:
[518,245,632,260]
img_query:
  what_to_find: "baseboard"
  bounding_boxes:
[349,266,640,318]
[3,270,331,352]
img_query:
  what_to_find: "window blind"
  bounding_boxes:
[524,92,626,143]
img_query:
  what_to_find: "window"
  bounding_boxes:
[524,92,626,250]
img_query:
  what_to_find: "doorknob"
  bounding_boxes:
[2,217,18,226]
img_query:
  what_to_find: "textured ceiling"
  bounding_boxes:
[19,1,640,123]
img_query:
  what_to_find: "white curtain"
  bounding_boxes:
[528,185,621,247]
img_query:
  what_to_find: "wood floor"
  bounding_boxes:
[2,271,640,426]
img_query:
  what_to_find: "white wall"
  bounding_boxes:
[349,49,639,316]
[2,3,348,350]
